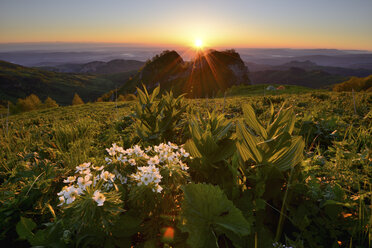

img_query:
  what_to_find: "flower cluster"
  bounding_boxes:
[57,162,121,207]
[104,142,191,193]
[131,165,163,193]
[58,142,191,207]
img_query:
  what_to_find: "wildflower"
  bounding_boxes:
[77,175,92,190]
[155,185,163,193]
[105,157,112,164]
[93,165,104,171]
[179,161,189,171]
[106,147,116,156]
[145,146,152,152]
[133,145,143,155]
[75,162,91,173]
[179,148,190,157]
[63,176,76,183]
[116,173,127,184]
[65,186,80,204]
[101,170,115,182]
[141,174,152,185]
[125,148,134,156]
[148,156,160,166]
[57,196,65,206]
[118,154,127,163]
[167,141,178,150]
[116,146,125,154]
[128,158,136,166]
[92,190,106,206]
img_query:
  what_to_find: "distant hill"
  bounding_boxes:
[250,67,347,88]
[38,59,145,74]
[0,60,135,105]
[111,49,250,98]
[333,75,372,92]
[246,60,372,77]
[242,53,372,69]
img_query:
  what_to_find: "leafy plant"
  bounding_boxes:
[179,183,251,248]
[132,85,188,145]
[184,111,238,197]
[235,103,305,244]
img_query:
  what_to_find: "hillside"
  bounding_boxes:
[0,60,135,105]
[250,67,347,88]
[38,59,145,74]
[114,49,250,98]
[333,74,372,92]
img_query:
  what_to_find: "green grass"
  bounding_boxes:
[0,90,371,247]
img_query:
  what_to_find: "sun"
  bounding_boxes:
[194,39,203,48]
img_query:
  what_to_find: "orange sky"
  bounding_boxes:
[1,0,372,51]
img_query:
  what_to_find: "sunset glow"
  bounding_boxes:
[0,0,371,50]
[194,39,203,48]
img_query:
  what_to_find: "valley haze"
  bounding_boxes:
[1,43,372,69]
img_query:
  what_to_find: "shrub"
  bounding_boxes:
[72,93,84,105]
[43,96,59,108]
[16,94,42,112]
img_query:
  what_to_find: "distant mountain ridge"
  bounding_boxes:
[38,59,145,74]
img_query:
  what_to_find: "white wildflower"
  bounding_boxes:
[57,196,65,206]
[77,175,92,190]
[101,170,115,182]
[75,162,91,173]
[179,161,189,171]
[118,154,127,163]
[63,176,76,183]
[65,186,80,204]
[105,157,112,164]
[128,158,136,166]
[148,156,160,166]
[92,190,106,206]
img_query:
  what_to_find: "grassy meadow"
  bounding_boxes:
[0,86,371,247]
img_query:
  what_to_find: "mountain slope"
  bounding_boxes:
[333,75,372,92]
[39,59,145,74]
[0,60,135,105]
[249,67,347,88]
[246,60,372,77]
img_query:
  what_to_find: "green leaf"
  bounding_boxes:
[242,104,267,139]
[111,213,142,238]
[180,184,252,248]
[16,217,36,240]
[236,121,262,163]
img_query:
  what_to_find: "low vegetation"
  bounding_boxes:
[333,75,372,92]
[0,86,371,247]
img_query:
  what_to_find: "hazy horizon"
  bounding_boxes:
[0,42,372,53]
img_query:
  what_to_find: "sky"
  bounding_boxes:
[0,0,372,50]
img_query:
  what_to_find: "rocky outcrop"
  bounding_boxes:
[117,49,250,97]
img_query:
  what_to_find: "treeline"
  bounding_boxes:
[97,89,136,102]
[4,93,85,114]
[333,75,372,92]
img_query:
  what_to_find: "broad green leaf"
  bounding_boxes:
[242,104,267,139]
[16,217,36,240]
[180,184,251,248]
[236,121,262,163]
